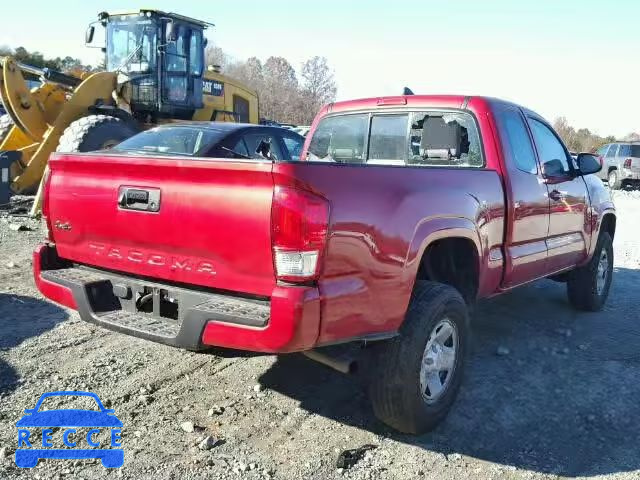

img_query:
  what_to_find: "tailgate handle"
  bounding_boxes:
[118,187,161,212]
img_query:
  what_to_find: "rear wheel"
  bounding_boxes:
[608,169,622,190]
[567,232,613,311]
[0,114,14,144]
[56,114,138,153]
[368,281,469,434]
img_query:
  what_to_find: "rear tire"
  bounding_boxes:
[0,114,14,144]
[368,281,469,434]
[56,114,138,153]
[567,232,613,312]
[608,170,622,190]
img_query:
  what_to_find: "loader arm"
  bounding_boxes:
[0,57,117,195]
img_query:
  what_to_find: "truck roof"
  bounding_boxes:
[324,95,530,116]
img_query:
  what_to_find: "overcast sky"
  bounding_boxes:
[1,0,637,137]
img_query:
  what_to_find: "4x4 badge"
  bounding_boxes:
[54,221,72,231]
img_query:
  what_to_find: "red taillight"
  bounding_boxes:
[624,158,632,168]
[271,186,329,282]
[41,166,54,241]
[598,155,604,167]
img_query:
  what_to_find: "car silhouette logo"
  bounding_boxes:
[15,391,123,468]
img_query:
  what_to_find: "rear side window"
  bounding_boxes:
[306,110,482,167]
[242,133,284,160]
[367,115,408,164]
[617,144,631,157]
[307,114,368,163]
[408,112,483,167]
[496,108,538,174]
[281,134,304,161]
[232,138,250,157]
[605,144,618,158]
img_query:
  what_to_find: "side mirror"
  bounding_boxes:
[85,25,95,44]
[542,158,567,178]
[576,152,602,175]
[256,139,273,160]
[165,20,176,42]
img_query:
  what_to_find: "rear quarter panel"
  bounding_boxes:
[273,163,505,344]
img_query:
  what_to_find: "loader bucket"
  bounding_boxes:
[0,57,117,200]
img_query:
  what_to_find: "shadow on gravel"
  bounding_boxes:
[0,293,68,395]
[260,267,640,477]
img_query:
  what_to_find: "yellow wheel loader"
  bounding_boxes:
[0,10,259,213]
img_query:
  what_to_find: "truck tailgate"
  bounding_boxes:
[47,153,276,297]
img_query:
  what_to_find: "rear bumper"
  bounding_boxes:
[33,245,321,353]
[621,168,640,180]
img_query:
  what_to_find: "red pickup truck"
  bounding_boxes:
[34,95,615,434]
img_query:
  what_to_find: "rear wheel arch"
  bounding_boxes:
[414,234,481,304]
[600,212,616,240]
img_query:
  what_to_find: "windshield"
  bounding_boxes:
[111,126,227,157]
[106,17,157,73]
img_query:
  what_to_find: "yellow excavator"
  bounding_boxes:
[0,9,259,212]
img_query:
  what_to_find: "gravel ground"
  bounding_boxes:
[0,191,639,480]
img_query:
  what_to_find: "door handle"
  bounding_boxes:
[549,190,565,201]
[118,187,161,212]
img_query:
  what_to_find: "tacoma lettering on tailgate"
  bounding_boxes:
[88,243,216,275]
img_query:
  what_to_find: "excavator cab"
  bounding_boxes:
[88,10,209,121]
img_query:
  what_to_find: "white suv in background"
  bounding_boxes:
[596,142,640,189]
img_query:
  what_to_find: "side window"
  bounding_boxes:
[233,95,250,123]
[367,115,408,164]
[617,144,631,157]
[232,138,250,157]
[281,135,304,161]
[242,133,283,160]
[408,111,483,167]
[605,144,618,158]
[166,25,187,72]
[528,118,571,174]
[496,108,538,174]
[189,30,203,76]
[596,144,610,156]
[307,114,368,163]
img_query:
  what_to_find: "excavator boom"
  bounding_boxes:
[0,57,117,198]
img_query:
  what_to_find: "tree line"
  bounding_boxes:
[5,45,639,138]
[205,45,337,125]
[0,44,337,126]
[553,117,639,153]
[0,45,100,74]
